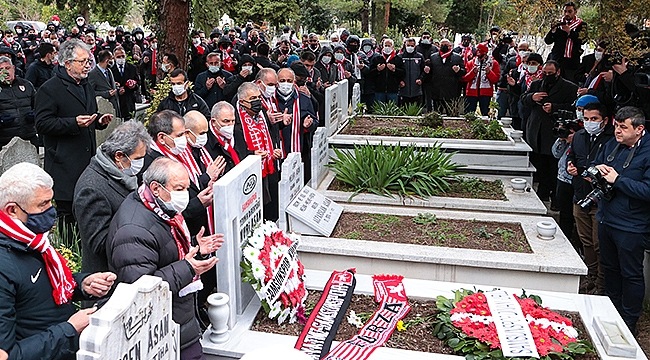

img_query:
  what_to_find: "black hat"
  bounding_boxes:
[290,62,310,78]
[527,53,543,64]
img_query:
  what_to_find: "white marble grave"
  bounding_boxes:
[278,152,304,231]
[77,275,180,360]
[286,186,342,237]
[338,79,349,118]
[213,155,263,329]
[351,83,361,115]
[310,127,329,189]
[324,82,341,137]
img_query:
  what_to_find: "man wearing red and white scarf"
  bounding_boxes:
[234,82,282,221]
[544,1,586,82]
[0,162,115,360]
[207,101,242,173]
[107,158,223,360]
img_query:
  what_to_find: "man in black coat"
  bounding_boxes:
[34,39,113,236]
[207,101,241,174]
[25,42,56,90]
[0,56,38,148]
[88,50,120,118]
[543,1,587,81]
[426,39,466,114]
[369,38,405,105]
[111,47,140,120]
[157,69,211,119]
[522,60,578,201]
[194,52,237,109]
[107,157,222,357]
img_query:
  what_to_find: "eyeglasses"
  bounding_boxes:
[71,58,91,65]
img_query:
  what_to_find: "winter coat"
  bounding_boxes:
[399,51,424,98]
[568,125,614,204]
[25,59,54,89]
[107,192,201,350]
[110,62,140,120]
[427,52,466,100]
[205,130,239,174]
[544,20,586,69]
[276,90,318,153]
[157,89,211,119]
[462,57,500,97]
[88,65,121,118]
[35,66,108,201]
[369,52,405,93]
[194,68,236,109]
[0,76,36,147]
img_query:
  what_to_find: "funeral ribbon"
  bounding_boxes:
[295,269,357,359]
[321,274,410,360]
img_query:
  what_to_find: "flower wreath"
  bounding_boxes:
[433,289,594,359]
[241,221,307,325]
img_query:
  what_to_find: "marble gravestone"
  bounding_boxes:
[338,79,349,118]
[277,152,304,232]
[351,83,361,115]
[310,127,329,189]
[286,186,342,237]
[213,155,263,329]
[95,96,122,146]
[77,275,180,360]
[0,137,40,174]
[324,82,341,137]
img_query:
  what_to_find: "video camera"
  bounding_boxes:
[499,31,518,44]
[577,166,614,209]
[552,110,582,138]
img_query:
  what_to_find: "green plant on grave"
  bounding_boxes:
[329,142,462,199]
[371,101,402,116]
[413,213,438,226]
[474,225,493,239]
[464,111,480,122]
[49,226,82,273]
[146,76,173,121]
[401,103,424,116]
[419,111,444,128]
[470,119,508,141]
[355,102,366,116]
[442,97,465,117]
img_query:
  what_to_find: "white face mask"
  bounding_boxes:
[160,187,190,214]
[76,20,84,26]
[191,133,208,148]
[508,47,517,56]
[594,51,603,61]
[263,84,276,98]
[278,82,293,95]
[242,65,253,73]
[518,50,527,58]
[584,120,604,135]
[108,36,116,42]
[172,84,186,96]
[151,43,157,50]
[362,45,372,53]
[136,34,143,40]
[383,46,393,55]
[576,110,584,121]
[161,63,169,73]
[219,124,234,139]
[526,64,539,73]
[122,156,144,176]
[167,134,187,154]
[115,58,126,66]
[208,65,220,73]
[53,21,59,26]
[405,46,415,53]
[421,39,431,45]
[334,53,345,61]
[192,38,200,45]
[321,55,331,64]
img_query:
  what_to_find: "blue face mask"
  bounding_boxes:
[18,204,57,234]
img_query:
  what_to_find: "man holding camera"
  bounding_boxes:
[544,1,586,82]
[593,106,650,335]
[567,99,613,295]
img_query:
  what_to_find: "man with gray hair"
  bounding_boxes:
[0,55,38,149]
[0,162,116,360]
[107,157,223,359]
[207,101,240,173]
[35,38,114,241]
[73,121,151,275]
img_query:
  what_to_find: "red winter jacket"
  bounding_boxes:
[462,57,500,97]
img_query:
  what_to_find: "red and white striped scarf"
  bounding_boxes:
[563,17,583,58]
[0,210,76,305]
[525,67,544,89]
[383,51,395,63]
[280,88,302,156]
[461,46,474,65]
[178,145,215,233]
[209,121,240,164]
[222,48,236,72]
[237,102,275,177]
[335,59,346,81]
[261,94,279,113]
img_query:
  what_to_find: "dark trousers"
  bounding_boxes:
[530,152,557,201]
[180,340,205,360]
[399,95,422,107]
[555,180,575,244]
[598,223,648,333]
[574,204,604,291]
[423,86,433,112]
[361,93,375,109]
[262,172,279,222]
[465,96,491,116]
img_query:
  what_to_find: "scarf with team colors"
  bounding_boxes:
[0,210,76,305]
[279,88,302,156]
[563,17,583,58]
[177,145,215,233]
[237,102,275,177]
[322,274,410,360]
[210,121,241,164]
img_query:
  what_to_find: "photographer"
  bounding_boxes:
[611,56,650,119]
[592,106,650,335]
[567,99,613,295]
[544,1,587,82]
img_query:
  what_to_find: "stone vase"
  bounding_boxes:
[536,221,557,240]
[510,178,527,192]
[207,293,230,344]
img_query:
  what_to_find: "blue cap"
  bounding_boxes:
[575,95,600,107]
[286,54,300,67]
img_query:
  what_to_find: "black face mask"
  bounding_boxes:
[250,36,258,43]
[440,45,450,53]
[296,79,307,86]
[246,99,263,113]
[462,41,470,47]
[281,48,289,54]
[229,36,236,42]
[348,44,359,53]
[28,34,36,41]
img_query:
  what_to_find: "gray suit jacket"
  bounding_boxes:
[88,65,121,118]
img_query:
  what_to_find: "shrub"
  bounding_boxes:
[371,101,402,115]
[419,111,444,128]
[329,142,462,199]
[401,103,424,116]
[470,118,507,140]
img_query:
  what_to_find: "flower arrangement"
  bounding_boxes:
[241,221,307,325]
[432,289,594,359]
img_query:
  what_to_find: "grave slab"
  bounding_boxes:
[338,79,349,119]
[286,186,342,237]
[310,127,329,189]
[0,137,40,174]
[324,83,341,137]
[277,152,303,231]
[351,83,360,115]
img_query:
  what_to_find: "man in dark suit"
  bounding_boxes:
[35,39,113,237]
[207,101,240,174]
[110,47,139,120]
[88,49,120,118]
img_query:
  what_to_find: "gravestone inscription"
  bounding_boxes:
[278,152,304,232]
[310,127,329,189]
[286,186,342,237]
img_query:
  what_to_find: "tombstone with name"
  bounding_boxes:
[278,152,304,231]
[77,275,180,360]
[95,97,122,146]
[287,186,343,237]
[338,79,349,118]
[324,82,340,137]
[0,137,40,174]
[213,155,263,329]
[310,127,329,189]
[351,83,361,115]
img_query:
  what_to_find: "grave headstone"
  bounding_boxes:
[95,97,122,146]
[77,275,180,360]
[324,82,341,137]
[286,186,342,237]
[310,127,329,189]
[338,79,349,118]
[351,83,361,115]
[0,137,40,174]
[278,152,304,232]
[213,155,263,329]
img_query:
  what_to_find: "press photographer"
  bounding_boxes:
[592,106,650,335]
[544,1,587,81]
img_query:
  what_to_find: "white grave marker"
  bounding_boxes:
[310,127,329,189]
[324,82,341,136]
[77,275,180,360]
[351,83,361,115]
[286,186,342,237]
[213,155,263,329]
[278,152,304,231]
[338,79,349,118]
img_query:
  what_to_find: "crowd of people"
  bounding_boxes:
[1,1,650,359]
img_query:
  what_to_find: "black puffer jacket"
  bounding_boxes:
[25,59,55,89]
[568,125,614,203]
[156,89,211,119]
[106,192,200,350]
[0,76,36,147]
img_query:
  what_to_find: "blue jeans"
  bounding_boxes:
[465,96,491,116]
[598,223,648,333]
[374,92,398,105]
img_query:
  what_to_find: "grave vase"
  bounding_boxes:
[207,293,230,343]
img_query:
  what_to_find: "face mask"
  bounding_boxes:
[172,84,186,96]
[518,50,527,58]
[209,65,220,73]
[462,41,470,47]
[192,38,200,45]
[508,47,516,56]
[167,134,187,154]
[77,20,84,26]
[263,84,276,98]
[116,58,126,66]
[219,124,234,139]
[594,51,603,61]
[44,38,51,43]
[321,55,331,64]
[440,45,450,53]
[108,60,115,67]
[334,52,345,61]
[405,46,415,53]
[136,34,143,40]
[108,36,116,42]
[160,187,189,214]
[348,44,359,52]
[421,39,431,45]
[21,205,57,234]
[191,133,208,148]
[250,36,258,43]
[5,37,13,43]
[53,21,59,26]
[28,34,36,40]
[245,99,263,113]
[383,47,393,55]
[526,64,539,73]
[545,73,558,85]
[242,65,253,73]
[122,156,144,176]
[151,42,157,50]
[278,82,293,95]
[161,63,169,72]
[281,48,289,54]
[575,110,584,121]
[584,120,603,135]
[362,45,372,53]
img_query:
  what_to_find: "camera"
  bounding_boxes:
[500,31,518,43]
[552,110,582,138]
[577,166,614,209]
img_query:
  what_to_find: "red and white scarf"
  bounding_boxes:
[525,67,544,89]
[261,93,279,113]
[563,17,583,58]
[237,102,275,177]
[335,59,347,81]
[210,121,241,164]
[222,48,236,72]
[151,48,157,76]
[383,51,396,63]
[279,89,302,156]
[0,211,76,305]
[461,46,474,65]
[178,145,215,233]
